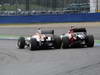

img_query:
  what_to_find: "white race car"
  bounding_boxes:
[17,30,62,50]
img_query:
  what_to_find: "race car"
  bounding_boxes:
[17,29,62,50]
[61,27,94,48]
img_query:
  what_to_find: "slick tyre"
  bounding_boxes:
[17,37,25,49]
[29,38,38,50]
[86,35,94,47]
[54,35,62,49]
[62,37,69,49]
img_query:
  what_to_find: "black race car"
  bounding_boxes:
[61,28,94,48]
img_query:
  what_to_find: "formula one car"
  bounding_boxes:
[61,27,94,48]
[17,29,62,50]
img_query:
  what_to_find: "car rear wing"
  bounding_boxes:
[41,30,54,34]
[72,28,87,32]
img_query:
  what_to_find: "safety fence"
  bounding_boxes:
[0,13,100,24]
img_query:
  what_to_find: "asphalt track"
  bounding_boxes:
[0,23,100,75]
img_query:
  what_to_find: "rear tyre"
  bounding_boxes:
[86,35,94,47]
[62,37,69,49]
[53,35,62,49]
[29,38,38,50]
[17,37,25,49]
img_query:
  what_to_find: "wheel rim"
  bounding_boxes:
[18,41,21,47]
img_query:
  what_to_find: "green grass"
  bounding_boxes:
[0,22,64,26]
[95,40,100,43]
[0,34,28,38]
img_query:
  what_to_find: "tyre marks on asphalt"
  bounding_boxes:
[57,62,100,75]
[0,52,19,64]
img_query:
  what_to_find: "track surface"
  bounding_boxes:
[0,24,100,75]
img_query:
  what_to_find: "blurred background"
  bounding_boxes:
[0,0,99,16]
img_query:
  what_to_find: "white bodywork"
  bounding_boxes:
[26,33,52,42]
[61,32,85,40]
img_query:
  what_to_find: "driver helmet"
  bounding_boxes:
[70,25,74,29]
[37,28,41,34]
[69,25,74,33]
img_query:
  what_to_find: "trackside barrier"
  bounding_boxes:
[0,13,100,23]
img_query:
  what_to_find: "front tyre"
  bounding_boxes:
[17,37,25,49]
